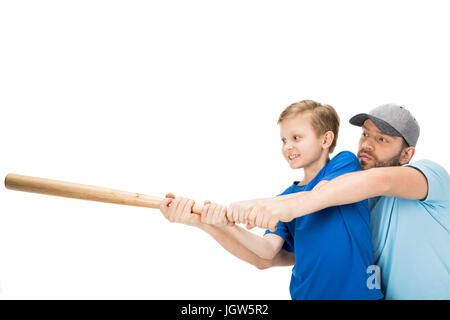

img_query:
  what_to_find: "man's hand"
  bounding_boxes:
[246,198,296,231]
[227,199,264,227]
[228,197,297,232]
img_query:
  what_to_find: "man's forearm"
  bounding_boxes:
[279,169,389,220]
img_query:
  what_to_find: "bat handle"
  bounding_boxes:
[167,201,204,214]
[191,202,204,215]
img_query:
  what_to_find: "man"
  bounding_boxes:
[234,103,449,299]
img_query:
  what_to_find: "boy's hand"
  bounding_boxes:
[201,200,231,227]
[159,193,201,227]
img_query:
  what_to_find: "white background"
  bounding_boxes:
[0,0,449,299]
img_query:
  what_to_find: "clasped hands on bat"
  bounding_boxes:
[159,193,296,232]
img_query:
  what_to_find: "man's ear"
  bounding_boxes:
[399,146,415,165]
[322,131,334,149]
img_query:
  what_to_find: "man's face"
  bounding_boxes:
[357,119,408,170]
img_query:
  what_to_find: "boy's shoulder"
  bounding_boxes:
[328,151,360,168]
[320,151,361,182]
[331,150,358,162]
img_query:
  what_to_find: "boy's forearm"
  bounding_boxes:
[198,224,290,269]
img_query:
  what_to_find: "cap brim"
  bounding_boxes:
[349,114,403,137]
[349,113,370,126]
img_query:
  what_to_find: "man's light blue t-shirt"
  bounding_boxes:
[369,159,450,299]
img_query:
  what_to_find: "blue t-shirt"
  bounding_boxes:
[369,159,450,299]
[266,151,383,300]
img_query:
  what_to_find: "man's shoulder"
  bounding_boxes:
[370,159,449,208]
[406,159,449,176]
[405,159,450,204]
[405,159,450,189]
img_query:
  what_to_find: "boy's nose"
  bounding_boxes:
[285,142,294,150]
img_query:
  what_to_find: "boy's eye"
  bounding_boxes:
[379,137,387,143]
[362,132,368,137]
[281,136,300,143]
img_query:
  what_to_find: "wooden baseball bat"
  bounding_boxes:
[4,173,204,214]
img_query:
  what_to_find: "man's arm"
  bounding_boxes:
[375,166,428,199]
[309,165,426,202]
[284,166,428,219]
[245,166,428,229]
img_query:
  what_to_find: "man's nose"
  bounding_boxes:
[361,139,374,152]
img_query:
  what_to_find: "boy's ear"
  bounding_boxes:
[322,131,334,149]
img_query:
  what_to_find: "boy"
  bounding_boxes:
[159,100,383,300]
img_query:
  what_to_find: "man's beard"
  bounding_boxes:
[358,150,402,169]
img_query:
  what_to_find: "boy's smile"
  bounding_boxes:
[279,112,331,185]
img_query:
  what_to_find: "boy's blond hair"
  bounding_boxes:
[278,100,340,153]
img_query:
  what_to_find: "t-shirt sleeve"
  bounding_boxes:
[322,151,362,181]
[405,159,450,205]
[261,188,297,253]
[264,221,295,253]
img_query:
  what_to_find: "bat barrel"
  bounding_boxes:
[4,173,204,214]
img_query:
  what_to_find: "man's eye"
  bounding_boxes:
[379,137,387,143]
[362,132,368,137]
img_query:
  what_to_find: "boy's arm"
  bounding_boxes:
[198,223,293,268]
[160,195,293,269]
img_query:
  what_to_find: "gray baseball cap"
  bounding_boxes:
[349,103,420,147]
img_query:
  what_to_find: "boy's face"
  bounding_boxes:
[357,119,410,170]
[280,112,325,170]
